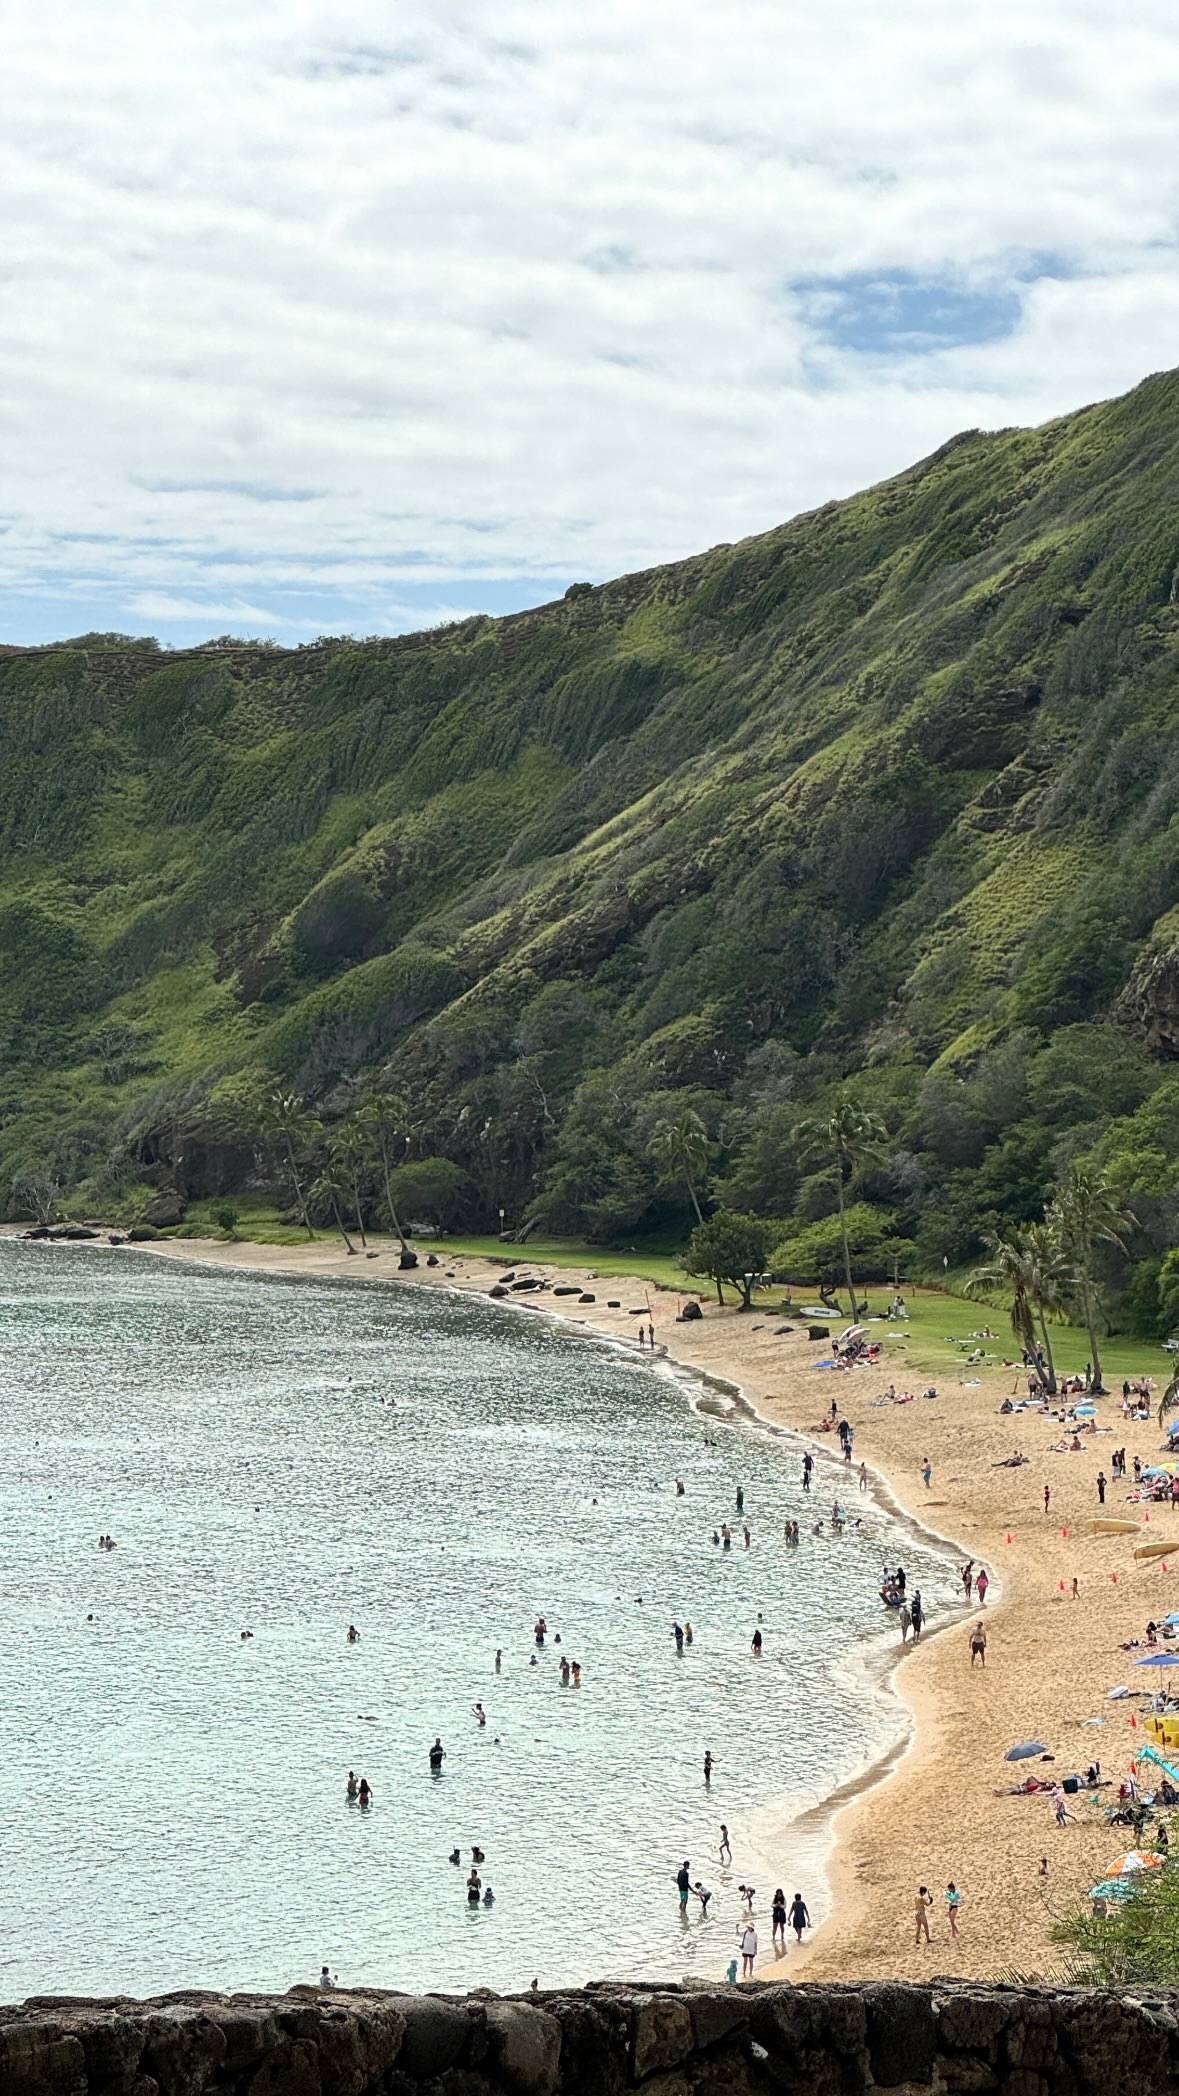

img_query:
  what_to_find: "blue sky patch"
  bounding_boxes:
[797,269,1023,355]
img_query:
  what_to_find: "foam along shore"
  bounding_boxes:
[62,1230,1174,1982]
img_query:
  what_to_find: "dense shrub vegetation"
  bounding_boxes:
[9,369,1179,1330]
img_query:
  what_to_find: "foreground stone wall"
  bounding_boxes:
[2,1981,1178,2096]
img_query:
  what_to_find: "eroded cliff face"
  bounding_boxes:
[1,1980,1177,2096]
[1118,936,1179,1058]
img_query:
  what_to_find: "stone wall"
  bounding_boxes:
[2,1980,1177,2096]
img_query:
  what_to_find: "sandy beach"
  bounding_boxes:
[114,1231,1171,1983]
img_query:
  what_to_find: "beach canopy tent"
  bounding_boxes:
[1108,1850,1167,1874]
[1005,1741,1050,1759]
[1135,1653,1179,1666]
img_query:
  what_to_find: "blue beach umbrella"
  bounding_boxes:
[1135,1652,1179,1666]
[1005,1740,1049,1759]
[1089,1877,1134,1901]
[1164,1613,1179,1627]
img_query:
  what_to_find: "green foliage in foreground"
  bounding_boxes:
[10,368,1179,1340]
[1050,1860,1179,1985]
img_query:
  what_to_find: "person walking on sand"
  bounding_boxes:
[738,1920,758,1977]
[921,1458,932,1489]
[1043,1483,1051,1515]
[858,1461,868,1493]
[771,1888,787,1953]
[961,1562,974,1601]
[970,1620,987,1666]
[915,1886,933,1943]
[1097,1472,1107,1506]
[945,1882,961,1939]
[788,1892,810,1943]
[976,1567,989,1605]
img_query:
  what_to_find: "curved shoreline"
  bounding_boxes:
[12,1227,1151,1983]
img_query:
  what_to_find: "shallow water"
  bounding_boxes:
[0,1243,952,1999]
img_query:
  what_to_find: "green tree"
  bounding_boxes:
[648,1108,710,1223]
[684,1208,773,1309]
[386,1156,469,1231]
[1050,1162,1132,1394]
[311,1158,359,1253]
[965,1225,1039,1367]
[259,1087,318,1239]
[795,1097,888,1320]
[1020,1219,1073,1397]
[331,1123,370,1247]
[1050,1859,1179,1983]
[355,1092,410,1249]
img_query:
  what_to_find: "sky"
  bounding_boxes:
[4,2,1179,647]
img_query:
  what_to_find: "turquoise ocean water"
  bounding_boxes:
[0,1242,952,1998]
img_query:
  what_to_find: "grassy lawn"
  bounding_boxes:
[167,1211,1175,1386]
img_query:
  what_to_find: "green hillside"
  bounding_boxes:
[7,367,1179,1330]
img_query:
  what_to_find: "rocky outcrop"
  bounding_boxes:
[2,1982,1178,2096]
[1118,935,1179,1057]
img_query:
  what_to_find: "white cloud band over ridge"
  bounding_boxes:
[2,1,1179,642]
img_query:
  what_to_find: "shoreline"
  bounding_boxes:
[14,1228,1162,1980]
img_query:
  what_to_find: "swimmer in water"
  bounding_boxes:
[449,1848,461,1865]
[684,1621,693,1645]
[571,1661,581,1685]
[467,1867,481,1903]
[347,1625,359,1642]
[559,1656,570,1684]
[482,1885,495,1905]
[472,1845,485,1863]
[429,1737,445,1770]
[358,1778,372,1807]
[495,1649,502,1671]
[672,1622,685,1652]
[752,1628,762,1655]
[346,1771,359,1799]
[472,1702,486,1725]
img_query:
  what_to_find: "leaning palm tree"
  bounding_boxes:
[259,1087,318,1239]
[1021,1219,1075,1397]
[311,1160,359,1254]
[331,1124,370,1247]
[965,1225,1038,1366]
[795,1096,888,1323]
[1050,1163,1132,1395]
[648,1109,710,1225]
[355,1091,410,1250]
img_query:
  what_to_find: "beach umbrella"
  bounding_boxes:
[1074,1404,1097,1417]
[1089,1877,1134,1900]
[1005,1740,1049,1759]
[1108,1850,1166,1874]
[1163,1613,1179,1627]
[1135,1653,1179,1666]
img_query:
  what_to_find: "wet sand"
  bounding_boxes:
[119,1234,1166,1980]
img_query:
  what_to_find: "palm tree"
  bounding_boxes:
[1021,1219,1074,1397]
[331,1124,370,1247]
[648,1109,710,1225]
[1050,1163,1132,1395]
[260,1088,318,1239]
[355,1092,410,1250]
[311,1159,359,1254]
[965,1225,1038,1366]
[795,1096,888,1322]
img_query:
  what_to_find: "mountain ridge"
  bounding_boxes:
[5,366,1179,1326]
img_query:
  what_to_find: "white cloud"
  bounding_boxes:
[2,0,1179,641]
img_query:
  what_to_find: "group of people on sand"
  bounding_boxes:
[915,1882,961,1943]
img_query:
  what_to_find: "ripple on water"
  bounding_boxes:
[0,1243,952,1996]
